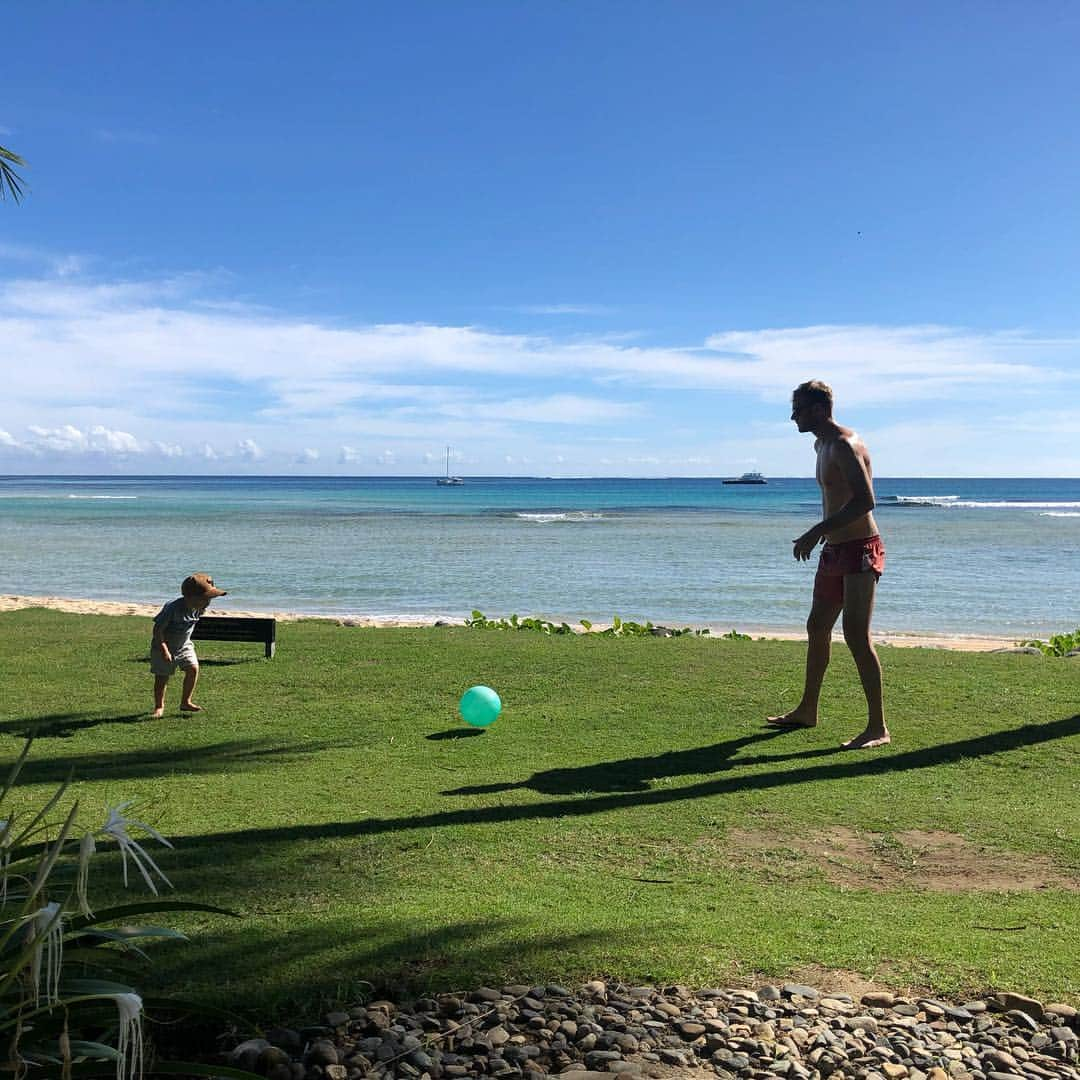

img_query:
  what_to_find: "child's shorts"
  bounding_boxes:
[149,643,198,677]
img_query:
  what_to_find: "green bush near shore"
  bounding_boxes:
[1,607,1079,1018]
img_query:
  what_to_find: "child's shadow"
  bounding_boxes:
[443,728,829,797]
[0,711,153,739]
[125,656,258,667]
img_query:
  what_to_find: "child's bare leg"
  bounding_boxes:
[767,599,841,727]
[152,675,169,718]
[179,665,202,712]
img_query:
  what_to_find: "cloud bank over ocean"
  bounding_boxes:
[2,264,1078,475]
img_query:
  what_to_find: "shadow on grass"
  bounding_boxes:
[9,738,346,784]
[444,729,793,795]
[427,729,484,741]
[177,712,1080,848]
[124,656,261,666]
[146,917,620,1010]
[0,711,153,739]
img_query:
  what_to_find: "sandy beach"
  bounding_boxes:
[0,594,1020,651]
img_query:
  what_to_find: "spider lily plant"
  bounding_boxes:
[1,739,254,1079]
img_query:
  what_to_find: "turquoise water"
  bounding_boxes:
[1,475,1077,637]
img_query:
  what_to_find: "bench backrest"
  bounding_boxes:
[192,616,277,658]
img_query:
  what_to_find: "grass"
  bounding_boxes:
[2,607,1079,1018]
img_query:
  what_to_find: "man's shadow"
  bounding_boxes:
[442,728,833,797]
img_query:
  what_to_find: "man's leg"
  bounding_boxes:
[767,597,842,727]
[152,675,168,718]
[179,665,202,712]
[840,573,889,749]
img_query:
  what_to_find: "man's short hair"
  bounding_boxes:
[792,380,833,412]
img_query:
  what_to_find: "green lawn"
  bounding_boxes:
[2,607,1079,1017]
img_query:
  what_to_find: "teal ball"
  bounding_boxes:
[459,685,502,727]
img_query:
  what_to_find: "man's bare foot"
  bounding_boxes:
[179,702,203,713]
[151,707,164,718]
[766,708,818,729]
[841,728,891,749]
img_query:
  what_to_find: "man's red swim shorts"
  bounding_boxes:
[813,534,885,606]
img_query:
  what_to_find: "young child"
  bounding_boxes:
[150,573,227,717]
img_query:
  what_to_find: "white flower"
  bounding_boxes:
[76,831,96,916]
[30,901,63,1005]
[100,804,173,894]
[110,993,144,1080]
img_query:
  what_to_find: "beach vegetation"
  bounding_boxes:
[1019,627,1080,657]
[465,610,712,637]
[0,737,248,1079]
[1,609,1079,1016]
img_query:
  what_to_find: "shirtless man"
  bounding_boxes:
[767,380,890,749]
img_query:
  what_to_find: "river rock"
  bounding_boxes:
[995,993,1044,1020]
[213,979,1080,1080]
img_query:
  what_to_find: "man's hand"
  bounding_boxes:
[792,526,824,561]
[158,641,172,663]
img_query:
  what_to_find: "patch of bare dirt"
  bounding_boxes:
[726,826,1080,893]
[781,963,928,1001]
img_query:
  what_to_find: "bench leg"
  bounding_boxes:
[266,641,276,659]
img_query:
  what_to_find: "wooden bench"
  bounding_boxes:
[192,616,277,658]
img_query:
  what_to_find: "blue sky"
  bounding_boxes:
[3,1,1079,476]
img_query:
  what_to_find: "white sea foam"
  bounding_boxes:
[515,511,605,523]
[952,500,1080,509]
[66,495,137,500]
[1041,511,1080,518]
[891,496,1080,510]
[890,495,960,506]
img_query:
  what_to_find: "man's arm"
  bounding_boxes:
[793,440,875,560]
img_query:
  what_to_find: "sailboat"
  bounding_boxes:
[436,446,464,486]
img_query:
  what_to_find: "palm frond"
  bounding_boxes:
[0,146,28,203]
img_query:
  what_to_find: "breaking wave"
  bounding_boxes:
[514,511,606,523]
[887,495,1080,511]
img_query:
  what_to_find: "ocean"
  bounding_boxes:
[1,475,1077,638]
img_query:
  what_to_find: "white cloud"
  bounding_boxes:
[236,438,263,461]
[20,423,141,456]
[6,276,1075,409]
[701,324,1075,405]
[429,393,640,425]
[513,304,615,316]
[0,244,90,279]
[2,268,1079,474]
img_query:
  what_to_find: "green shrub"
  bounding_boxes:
[1019,628,1080,657]
[465,611,713,638]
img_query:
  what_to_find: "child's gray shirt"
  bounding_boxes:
[152,597,200,653]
